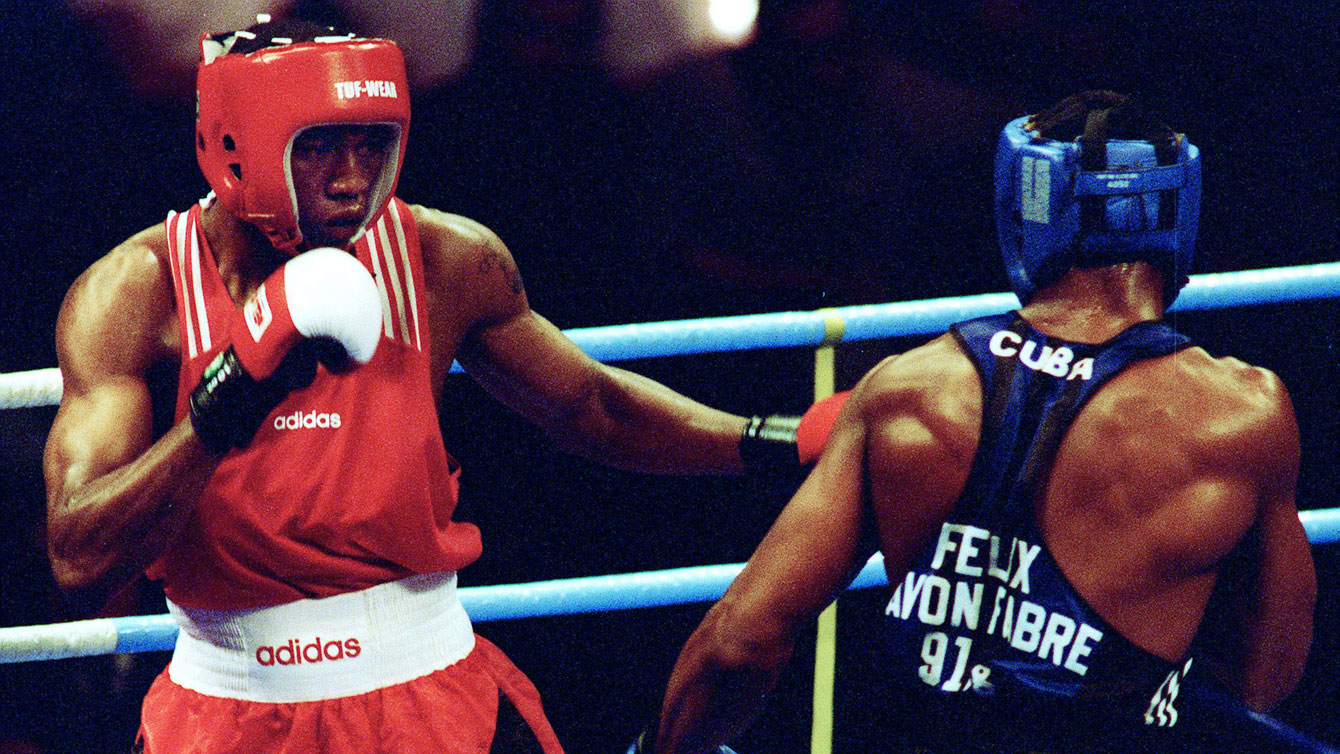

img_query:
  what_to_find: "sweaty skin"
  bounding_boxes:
[45,125,750,608]
[290,125,395,249]
[649,264,1314,754]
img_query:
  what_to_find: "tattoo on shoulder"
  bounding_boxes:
[478,245,524,296]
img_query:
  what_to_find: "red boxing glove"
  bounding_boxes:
[796,390,851,464]
[231,247,382,379]
[189,248,382,453]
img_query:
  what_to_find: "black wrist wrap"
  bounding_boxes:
[739,414,801,475]
[189,345,315,454]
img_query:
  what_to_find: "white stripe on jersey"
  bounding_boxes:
[388,206,422,351]
[188,211,212,353]
[367,222,397,340]
[169,211,199,359]
[164,212,181,339]
[376,218,412,344]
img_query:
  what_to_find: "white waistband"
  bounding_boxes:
[166,571,475,703]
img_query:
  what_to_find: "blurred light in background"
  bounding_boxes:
[707,0,759,44]
[603,0,758,83]
[72,0,762,94]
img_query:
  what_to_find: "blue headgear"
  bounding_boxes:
[993,97,1201,305]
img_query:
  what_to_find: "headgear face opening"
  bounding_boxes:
[195,26,411,255]
[993,94,1201,306]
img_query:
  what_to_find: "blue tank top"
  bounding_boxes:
[878,312,1200,752]
[866,313,1334,753]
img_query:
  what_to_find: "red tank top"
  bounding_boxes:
[146,198,483,609]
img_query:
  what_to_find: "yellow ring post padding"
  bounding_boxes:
[811,307,843,754]
[818,308,847,348]
[811,600,838,754]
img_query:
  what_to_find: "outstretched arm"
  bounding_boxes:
[421,210,753,475]
[463,310,750,474]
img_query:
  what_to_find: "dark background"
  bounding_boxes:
[0,1,1336,752]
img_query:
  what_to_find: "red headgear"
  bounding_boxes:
[195,30,411,254]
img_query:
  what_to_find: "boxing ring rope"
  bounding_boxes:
[2,260,1340,666]
[4,504,1340,662]
[6,260,1340,411]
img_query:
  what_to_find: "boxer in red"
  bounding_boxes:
[43,17,802,753]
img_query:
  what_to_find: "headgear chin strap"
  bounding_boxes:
[195,27,412,255]
[993,93,1201,306]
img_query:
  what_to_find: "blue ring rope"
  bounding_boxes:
[4,263,1338,401]
[448,262,1340,370]
[3,507,1336,663]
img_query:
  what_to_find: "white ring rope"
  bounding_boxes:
[0,368,62,410]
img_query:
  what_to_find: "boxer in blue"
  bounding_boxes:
[633,91,1324,754]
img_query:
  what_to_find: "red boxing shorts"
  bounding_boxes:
[136,572,563,753]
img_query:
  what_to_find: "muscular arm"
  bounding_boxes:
[654,392,871,754]
[652,346,975,753]
[418,208,747,474]
[648,345,975,749]
[1224,376,1315,711]
[43,236,216,607]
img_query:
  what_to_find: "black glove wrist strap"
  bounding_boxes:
[739,414,801,475]
[189,345,316,454]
